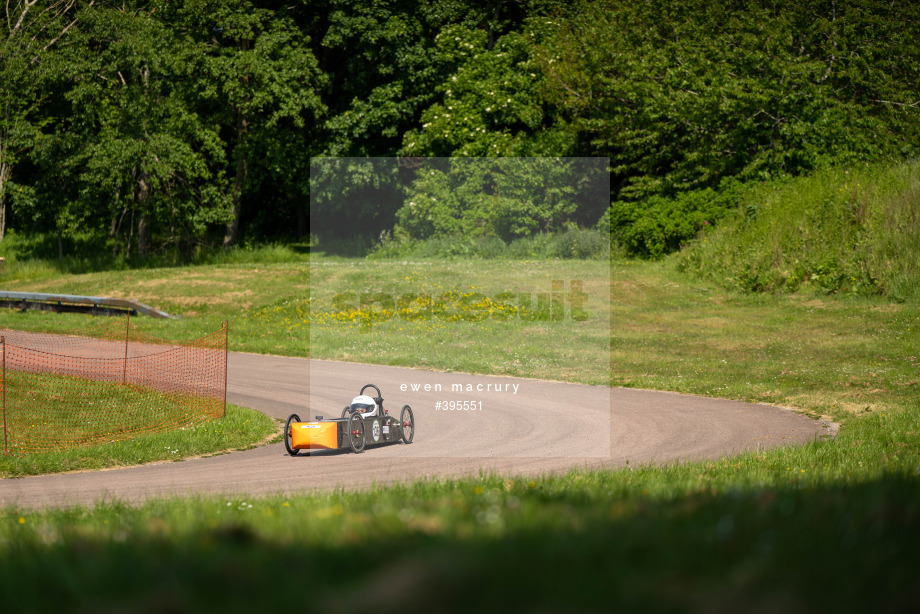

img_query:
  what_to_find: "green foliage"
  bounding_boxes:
[679,160,920,301]
[401,27,571,157]
[396,0,920,258]
[538,0,920,201]
[0,0,90,240]
[308,2,574,245]
[309,157,407,242]
[393,158,606,241]
[176,0,327,246]
[318,0,565,157]
[5,0,920,256]
[5,0,329,256]
[611,187,741,258]
[39,4,232,255]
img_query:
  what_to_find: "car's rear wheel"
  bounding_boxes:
[284,414,301,456]
[341,406,350,419]
[348,413,366,453]
[400,405,414,444]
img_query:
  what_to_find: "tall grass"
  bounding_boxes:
[368,228,614,260]
[679,160,920,302]
[0,231,307,281]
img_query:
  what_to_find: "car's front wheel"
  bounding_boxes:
[348,413,366,453]
[284,414,301,456]
[400,405,414,444]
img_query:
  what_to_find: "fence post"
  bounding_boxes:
[223,321,228,418]
[123,314,130,384]
[1,336,7,453]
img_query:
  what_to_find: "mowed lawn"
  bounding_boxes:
[1,254,917,424]
[0,261,308,355]
[308,257,611,385]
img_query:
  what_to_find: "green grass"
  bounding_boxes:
[605,261,919,423]
[309,254,919,425]
[0,260,308,355]
[0,404,277,477]
[1,428,918,613]
[1,245,919,609]
[679,160,920,302]
[3,370,225,454]
[1,249,916,434]
[310,257,610,384]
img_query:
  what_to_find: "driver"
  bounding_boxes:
[349,394,378,417]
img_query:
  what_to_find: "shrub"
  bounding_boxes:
[611,188,740,258]
[369,228,610,260]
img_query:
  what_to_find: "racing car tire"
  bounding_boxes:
[400,405,414,444]
[341,406,350,419]
[348,413,366,453]
[284,414,301,456]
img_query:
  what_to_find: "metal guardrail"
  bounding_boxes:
[0,291,174,318]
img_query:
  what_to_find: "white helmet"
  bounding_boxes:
[349,394,377,416]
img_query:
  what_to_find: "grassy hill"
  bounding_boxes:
[680,160,920,302]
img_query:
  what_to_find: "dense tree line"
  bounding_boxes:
[2,0,918,258]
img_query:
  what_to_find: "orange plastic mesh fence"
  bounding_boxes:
[0,317,227,455]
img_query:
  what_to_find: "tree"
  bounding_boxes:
[309,156,409,243]
[401,27,563,158]
[537,0,920,200]
[37,3,231,257]
[25,0,327,254]
[315,0,564,157]
[169,0,326,247]
[0,0,91,242]
[394,157,607,241]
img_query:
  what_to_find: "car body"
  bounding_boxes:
[285,384,414,455]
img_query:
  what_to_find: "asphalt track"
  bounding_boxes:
[0,353,828,508]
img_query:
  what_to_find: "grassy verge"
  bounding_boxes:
[605,261,919,423]
[310,255,918,425]
[1,438,918,613]
[1,251,916,424]
[0,404,277,478]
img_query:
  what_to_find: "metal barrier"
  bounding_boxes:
[0,291,175,318]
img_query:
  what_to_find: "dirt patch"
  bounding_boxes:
[793,298,830,310]
[787,392,896,415]
[868,304,903,313]
[130,290,254,308]
[134,279,175,288]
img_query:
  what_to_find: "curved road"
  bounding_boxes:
[0,354,828,508]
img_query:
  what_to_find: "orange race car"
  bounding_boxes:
[284,384,414,455]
